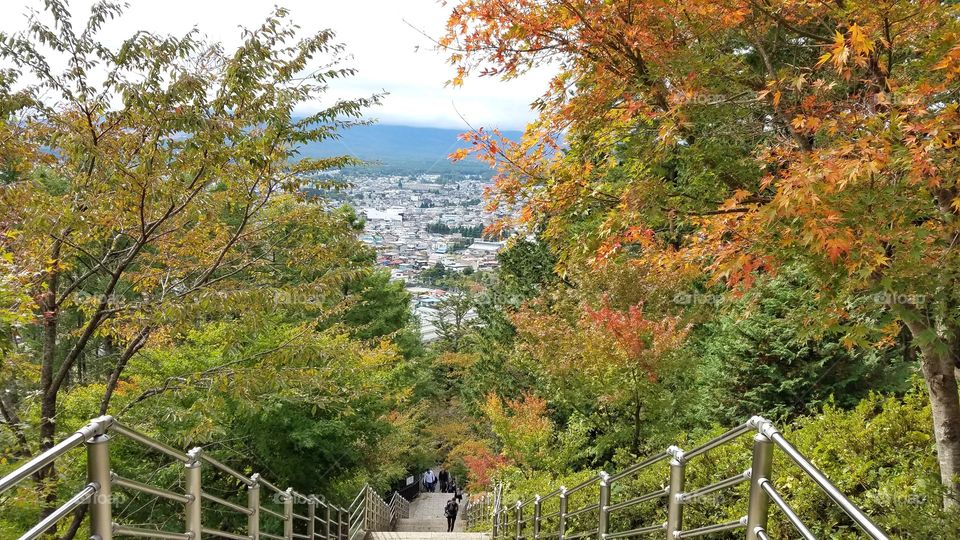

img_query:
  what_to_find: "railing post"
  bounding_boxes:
[558,487,567,540]
[515,501,523,540]
[492,507,500,539]
[340,506,347,540]
[533,495,542,540]
[284,488,294,540]
[598,472,610,540]
[248,475,261,540]
[666,448,685,540]
[185,448,203,540]
[308,495,316,540]
[325,500,332,540]
[87,432,113,540]
[745,434,773,540]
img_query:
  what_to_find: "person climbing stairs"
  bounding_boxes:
[368,491,488,540]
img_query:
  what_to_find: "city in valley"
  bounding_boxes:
[328,172,508,342]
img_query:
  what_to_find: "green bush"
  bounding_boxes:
[492,385,960,538]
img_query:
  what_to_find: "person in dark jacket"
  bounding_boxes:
[444,497,460,532]
[449,478,460,498]
[439,468,450,492]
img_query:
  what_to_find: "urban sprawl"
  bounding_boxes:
[333,173,507,342]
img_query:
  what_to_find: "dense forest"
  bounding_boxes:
[2,1,960,539]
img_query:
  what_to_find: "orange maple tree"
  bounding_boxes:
[445,0,960,504]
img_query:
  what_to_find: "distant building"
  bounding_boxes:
[364,207,404,221]
[467,241,505,254]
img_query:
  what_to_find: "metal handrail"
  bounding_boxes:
[202,527,252,540]
[606,451,669,483]
[604,523,664,539]
[113,524,192,539]
[202,491,253,515]
[464,491,495,531]
[200,454,256,487]
[111,421,189,462]
[759,479,815,540]
[112,473,191,504]
[564,475,600,495]
[0,414,405,540]
[0,416,111,495]
[261,505,286,520]
[604,488,667,512]
[760,420,887,539]
[675,517,745,539]
[488,415,889,540]
[678,470,750,503]
[681,422,753,461]
[258,475,287,495]
[18,483,97,540]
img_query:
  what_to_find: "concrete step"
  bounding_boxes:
[368,533,489,540]
[396,518,462,532]
[396,475,471,534]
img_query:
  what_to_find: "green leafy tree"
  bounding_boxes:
[0,0,380,528]
[691,266,914,425]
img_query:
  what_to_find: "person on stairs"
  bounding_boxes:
[439,467,449,492]
[423,469,437,492]
[448,477,459,497]
[444,496,460,532]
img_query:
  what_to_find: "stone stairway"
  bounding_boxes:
[368,492,488,540]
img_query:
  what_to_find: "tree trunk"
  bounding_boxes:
[631,396,642,455]
[37,240,61,520]
[38,329,59,521]
[907,322,960,509]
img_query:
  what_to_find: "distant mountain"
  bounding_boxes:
[296,124,523,174]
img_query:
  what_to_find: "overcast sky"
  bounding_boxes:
[0,0,551,130]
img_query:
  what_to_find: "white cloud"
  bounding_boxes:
[0,0,551,130]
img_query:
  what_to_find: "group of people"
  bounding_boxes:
[422,467,462,532]
[421,467,458,493]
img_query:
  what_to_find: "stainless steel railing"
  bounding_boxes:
[486,416,888,540]
[0,415,411,540]
[387,491,411,529]
[464,491,494,531]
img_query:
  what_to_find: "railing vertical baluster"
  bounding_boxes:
[284,489,294,540]
[249,475,261,540]
[665,448,685,540]
[516,501,523,540]
[558,488,567,540]
[745,434,773,540]
[533,495,542,540]
[497,508,503,540]
[493,507,500,539]
[325,500,332,540]
[308,495,316,540]
[597,473,610,540]
[87,432,113,540]
[185,448,203,540]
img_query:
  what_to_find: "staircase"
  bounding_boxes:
[0,414,889,540]
[371,492,489,540]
